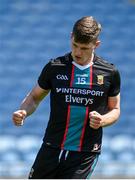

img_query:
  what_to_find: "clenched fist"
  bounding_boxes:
[89,111,102,129]
[12,110,27,126]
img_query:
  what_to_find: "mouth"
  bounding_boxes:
[75,56,81,61]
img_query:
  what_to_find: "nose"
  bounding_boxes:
[74,47,82,57]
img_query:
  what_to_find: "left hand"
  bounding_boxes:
[89,111,102,129]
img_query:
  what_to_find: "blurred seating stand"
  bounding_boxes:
[0,0,135,178]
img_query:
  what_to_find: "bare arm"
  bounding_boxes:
[20,84,50,116]
[100,93,120,127]
[12,84,50,126]
[89,93,120,129]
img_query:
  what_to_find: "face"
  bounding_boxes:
[71,36,100,66]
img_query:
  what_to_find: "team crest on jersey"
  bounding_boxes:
[97,75,104,85]
[91,143,101,152]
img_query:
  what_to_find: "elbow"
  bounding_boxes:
[117,107,121,118]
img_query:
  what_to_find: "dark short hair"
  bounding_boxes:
[72,16,102,44]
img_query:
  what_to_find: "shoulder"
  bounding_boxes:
[94,54,118,72]
[47,53,72,67]
[39,53,72,78]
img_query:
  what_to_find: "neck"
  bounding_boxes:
[71,52,94,66]
[86,53,94,65]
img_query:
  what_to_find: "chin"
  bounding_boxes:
[77,59,85,65]
[77,62,83,65]
[75,58,82,63]
[74,59,81,64]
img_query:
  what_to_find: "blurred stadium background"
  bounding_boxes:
[0,0,135,178]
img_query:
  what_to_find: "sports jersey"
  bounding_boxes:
[38,53,120,153]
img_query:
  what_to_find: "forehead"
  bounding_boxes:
[71,37,93,48]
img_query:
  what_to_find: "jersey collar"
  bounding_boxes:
[72,53,94,70]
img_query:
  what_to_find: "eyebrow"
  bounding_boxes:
[73,42,90,50]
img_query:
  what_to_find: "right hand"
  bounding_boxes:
[12,110,27,126]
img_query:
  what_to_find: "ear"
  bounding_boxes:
[70,32,73,39]
[95,40,101,49]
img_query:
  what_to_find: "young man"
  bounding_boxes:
[12,16,121,179]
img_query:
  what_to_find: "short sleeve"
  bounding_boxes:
[38,62,51,90]
[108,68,121,97]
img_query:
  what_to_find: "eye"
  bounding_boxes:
[81,47,89,50]
[73,43,77,47]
